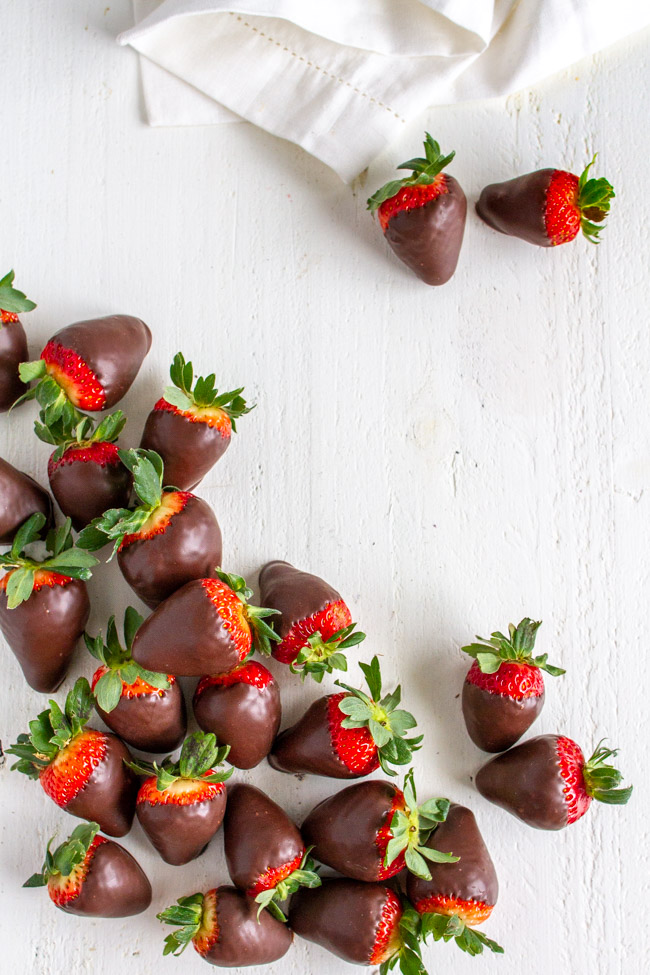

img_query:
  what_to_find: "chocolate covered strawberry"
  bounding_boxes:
[127,731,232,865]
[0,514,97,691]
[476,735,633,830]
[0,269,35,411]
[461,617,564,753]
[193,660,281,769]
[406,803,503,957]
[0,456,53,544]
[86,606,186,752]
[259,559,365,681]
[140,351,252,490]
[302,770,456,883]
[159,887,293,965]
[131,570,279,676]
[78,448,222,608]
[35,410,132,530]
[224,784,320,921]
[476,154,615,246]
[269,655,421,778]
[367,134,466,286]
[24,821,151,918]
[8,677,138,835]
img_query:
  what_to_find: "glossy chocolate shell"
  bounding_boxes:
[476,170,554,246]
[259,560,340,640]
[64,733,138,837]
[0,319,28,411]
[49,451,132,531]
[203,887,292,967]
[61,839,152,917]
[224,784,303,892]
[95,679,186,753]
[462,679,544,753]
[0,457,53,544]
[137,788,227,865]
[140,408,229,491]
[193,672,280,769]
[268,696,362,778]
[290,878,389,965]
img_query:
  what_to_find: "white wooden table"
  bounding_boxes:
[2,4,649,973]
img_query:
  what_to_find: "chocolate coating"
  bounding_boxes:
[140,408,229,491]
[268,695,361,778]
[290,879,388,964]
[0,578,89,692]
[50,314,152,409]
[118,494,221,609]
[475,734,569,830]
[0,319,28,411]
[204,887,292,967]
[49,451,132,531]
[224,784,303,891]
[302,780,396,881]
[259,561,341,641]
[131,579,242,676]
[137,789,227,865]
[62,839,152,918]
[96,680,186,753]
[0,457,53,544]
[65,733,138,837]
[406,803,498,908]
[384,175,467,285]
[193,674,281,769]
[476,169,554,246]
[462,680,544,753]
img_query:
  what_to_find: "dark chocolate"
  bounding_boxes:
[65,733,138,837]
[259,560,341,641]
[289,878,388,965]
[462,679,544,753]
[95,679,186,753]
[137,789,227,865]
[0,457,53,544]
[475,170,554,246]
[0,319,28,411]
[140,408,229,491]
[193,670,281,769]
[62,839,152,918]
[224,784,303,892]
[268,695,362,778]
[48,449,132,531]
[204,887,293,967]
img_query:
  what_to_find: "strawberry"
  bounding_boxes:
[0,514,97,691]
[302,770,456,884]
[259,559,365,681]
[461,618,565,753]
[131,569,279,676]
[158,887,293,965]
[86,606,186,752]
[268,655,421,778]
[366,134,467,286]
[127,731,232,865]
[476,154,615,246]
[24,821,151,918]
[476,735,633,830]
[223,784,321,921]
[0,269,35,411]
[8,677,138,835]
[193,660,281,769]
[78,448,222,608]
[0,456,53,544]
[140,351,252,490]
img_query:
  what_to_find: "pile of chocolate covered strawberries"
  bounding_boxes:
[0,271,632,973]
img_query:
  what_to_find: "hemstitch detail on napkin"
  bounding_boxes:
[229,12,406,123]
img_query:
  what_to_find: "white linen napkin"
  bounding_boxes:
[120,1,650,181]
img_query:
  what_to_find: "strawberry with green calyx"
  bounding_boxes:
[140,351,253,491]
[127,731,232,865]
[461,617,565,753]
[0,514,98,691]
[78,447,222,608]
[8,676,138,835]
[0,456,53,545]
[0,269,35,411]
[24,821,152,918]
[366,133,467,286]
[86,606,186,753]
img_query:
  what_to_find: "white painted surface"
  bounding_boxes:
[1,3,649,973]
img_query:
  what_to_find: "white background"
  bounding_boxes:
[2,3,649,974]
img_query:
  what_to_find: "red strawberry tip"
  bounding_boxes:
[581,740,633,805]
[461,617,565,678]
[35,409,127,464]
[253,848,322,922]
[367,133,456,213]
[23,821,101,891]
[214,567,282,657]
[289,622,366,683]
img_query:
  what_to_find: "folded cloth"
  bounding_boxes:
[120,1,650,181]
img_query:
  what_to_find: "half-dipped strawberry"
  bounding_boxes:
[269,655,421,778]
[367,133,467,286]
[140,351,252,490]
[159,887,293,964]
[78,448,222,608]
[476,154,615,246]
[302,770,455,883]
[259,559,365,681]
[0,456,53,544]
[406,803,503,957]
[0,269,35,411]
[8,677,138,835]
[193,660,280,769]
[131,570,279,676]
[224,784,320,921]
[127,732,232,866]
[461,617,564,753]
[86,606,186,752]
[24,821,151,917]
[0,514,97,691]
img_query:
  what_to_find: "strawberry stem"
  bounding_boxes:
[577,154,615,243]
[367,133,455,212]
[461,617,565,677]
[582,740,633,804]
